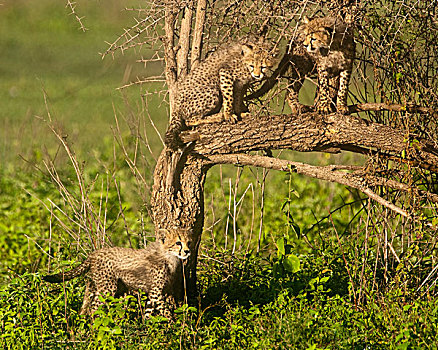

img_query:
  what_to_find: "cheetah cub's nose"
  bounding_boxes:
[180,250,190,260]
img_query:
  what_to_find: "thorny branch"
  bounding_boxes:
[65,0,87,32]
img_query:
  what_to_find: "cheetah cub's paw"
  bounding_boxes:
[223,111,240,123]
[336,104,349,115]
[316,104,333,115]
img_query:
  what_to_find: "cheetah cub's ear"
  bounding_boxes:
[157,228,169,244]
[241,44,253,56]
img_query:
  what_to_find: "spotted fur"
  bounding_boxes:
[43,228,192,318]
[164,37,279,150]
[300,16,355,114]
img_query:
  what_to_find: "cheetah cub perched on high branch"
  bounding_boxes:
[298,16,355,114]
[164,36,279,150]
[43,228,192,318]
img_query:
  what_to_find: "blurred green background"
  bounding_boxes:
[0,0,164,171]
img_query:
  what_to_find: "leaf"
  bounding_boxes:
[283,254,300,273]
[277,238,285,257]
[320,276,330,283]
[403,304,412,311]
[112,327,123,335]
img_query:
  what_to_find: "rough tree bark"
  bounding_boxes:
[151,151,211,295]
[182,110,438,170]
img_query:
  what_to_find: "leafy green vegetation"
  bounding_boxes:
[1,0,438,349]
[2,247,438,349]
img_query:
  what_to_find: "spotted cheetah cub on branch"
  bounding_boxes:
[164,36,279,150]
[299,16,355,114]
[43,228,192,318]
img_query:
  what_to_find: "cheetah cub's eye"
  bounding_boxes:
[261,66,267,73]
[176,241,182,247]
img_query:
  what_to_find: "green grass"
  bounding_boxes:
[2,249,438,349]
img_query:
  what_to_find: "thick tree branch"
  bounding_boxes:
[181,112,438,172]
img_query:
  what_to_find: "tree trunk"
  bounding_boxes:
[151,149,210,296]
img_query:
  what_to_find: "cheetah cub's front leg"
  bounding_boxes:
[316,68,334,114]
[145,285,174,319]
[219,69,239,123]
[336,69,351,115]
[233,80,251,118]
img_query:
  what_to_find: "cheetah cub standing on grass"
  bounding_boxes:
[299,16,355,114]
[165,36,279,150]
[43,228,192,318]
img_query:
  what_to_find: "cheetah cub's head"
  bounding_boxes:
[301,16,335,57]
[241,39,279,81]
[158,228,192,260]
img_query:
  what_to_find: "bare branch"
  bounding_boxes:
[190,0,207,70]
[205,153,413,217]
[349,102,438,116]
[65,0,87,32]
[176,4,193,78]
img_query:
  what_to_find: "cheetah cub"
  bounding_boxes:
[43,228,192,318]
[165,37,279,150]
[300,16,355,114]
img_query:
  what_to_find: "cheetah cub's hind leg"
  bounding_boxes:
[88,275,118,316]
[80,279,96,316]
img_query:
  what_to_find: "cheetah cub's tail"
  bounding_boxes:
[43,260,91,283]
[164,113,186,151]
